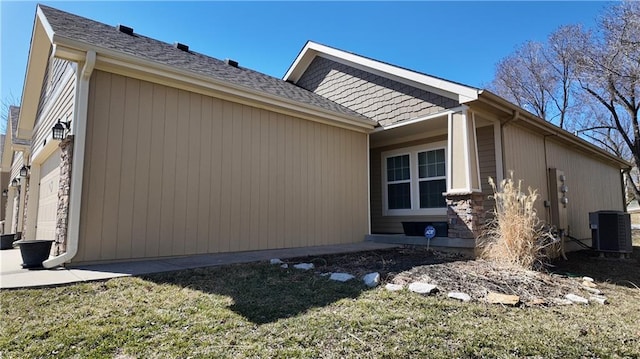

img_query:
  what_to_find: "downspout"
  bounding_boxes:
[621,168,629,212]
[500,110,518,179]
[43,50,95,268]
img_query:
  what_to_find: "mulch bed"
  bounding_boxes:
[289,244,639,305]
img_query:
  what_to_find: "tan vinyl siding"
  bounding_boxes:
[75,71,369,263]
[370,135,448,234]
[476,125,497,213]
[10,153,24,180]
[32,60,76,156]
[545,139,623,239]
[502,123,623,240]
[502,124,548,218]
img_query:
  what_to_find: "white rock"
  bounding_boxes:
[385,283,403,291]
[329,272,355,282]
[363,272,380,287]
[553,298,574,306]
[270,258,283,265]
[293,263,314,270]
[583,287,601,295]
[582,276,594,282]
[408,282,438,295]
[448,292,471,302]
[280,264,288,269]
[565,293,589,305]
[589,295,608,305]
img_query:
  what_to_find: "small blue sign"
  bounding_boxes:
[424,225,436,239]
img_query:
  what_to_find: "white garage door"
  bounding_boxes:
[36,150,61,241]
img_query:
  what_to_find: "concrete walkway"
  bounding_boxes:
[0,242,399,289]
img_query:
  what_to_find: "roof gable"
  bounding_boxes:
[284,41,480,104]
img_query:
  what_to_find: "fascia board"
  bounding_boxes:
[284,41,479,104]
[17,7,54,140]
[52,36,376,133]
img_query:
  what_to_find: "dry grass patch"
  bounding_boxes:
[479,173,557,269]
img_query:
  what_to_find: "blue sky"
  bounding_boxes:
[1,1,611,110]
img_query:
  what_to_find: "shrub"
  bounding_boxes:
[478,172,556,269]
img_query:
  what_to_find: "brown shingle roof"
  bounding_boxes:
[39,5,370,122]
[9,106,30,147]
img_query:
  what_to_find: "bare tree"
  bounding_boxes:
[489,1,640,201]
[489,27,585,130]
[575,1,640,201]
[1,93,21,135]
[491,41,551,121]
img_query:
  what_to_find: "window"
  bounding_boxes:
[382,144,447,215]
[418,149,446,208]
[386,154,410,209]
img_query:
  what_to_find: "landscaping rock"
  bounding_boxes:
[408,282,438,295]
[280,264,288,269]
[447,292,471,302]
[385,283,403,291]
[486,292,520,306]
[589,295,608,305]
[270,258,283,265]
[363,272,380,288]
[565,293,589,305]
[582,281,597,288]
[553,298,574,306]
[293,263,314,270]
[583,287,601,295]
[330,272,355,282]
[527,298,547,306]
[582,276,594,282]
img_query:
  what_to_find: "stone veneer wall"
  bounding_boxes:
[21,180,29,235]
[54,135,73,255]
[11,192,20,234]
[446,192,485,239]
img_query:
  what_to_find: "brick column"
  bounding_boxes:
[446,192,485,239]
[54,135,74,256]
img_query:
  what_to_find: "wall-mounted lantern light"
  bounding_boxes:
[10,178,19,187]
[19,165,30,178]
[52,119,72,141]
[2,189,7,197]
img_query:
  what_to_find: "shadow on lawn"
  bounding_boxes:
[144,262,365,324]
[142,248,458,325]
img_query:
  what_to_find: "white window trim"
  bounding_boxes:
[382,141,448,216]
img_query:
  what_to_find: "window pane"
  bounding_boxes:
[387,155,410,181]
[419,149,446,178]
[388,183,411,209]
[419,179,446,208]
[418,152,426,178]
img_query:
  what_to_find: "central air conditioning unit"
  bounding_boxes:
[589,211,632,253]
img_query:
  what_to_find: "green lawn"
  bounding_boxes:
[2,249,639,359]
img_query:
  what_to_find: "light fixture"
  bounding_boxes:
[19,165,30,178]
[52,119,72,141]
[10,178,19,187]
[1,190,7,197]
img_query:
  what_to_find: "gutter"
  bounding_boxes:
[43,50,95,268]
